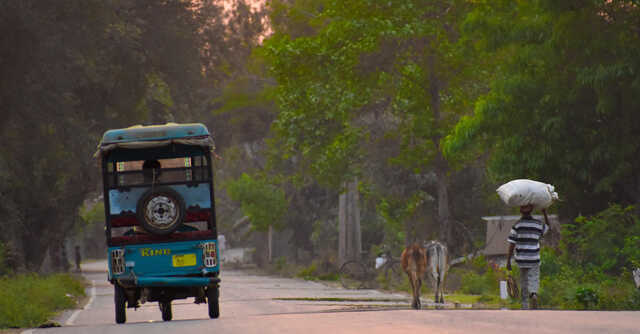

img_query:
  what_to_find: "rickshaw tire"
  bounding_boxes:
[136,186,186,235]
[207,286,220,319]
[114,284,126,324]
[160,301,172,321]
[339,261,367,290]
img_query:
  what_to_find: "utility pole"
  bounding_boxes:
[338,178,361,265]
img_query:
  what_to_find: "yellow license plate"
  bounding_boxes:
[172,254,196,267]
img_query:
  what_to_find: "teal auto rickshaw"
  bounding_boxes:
[96,123,220,323]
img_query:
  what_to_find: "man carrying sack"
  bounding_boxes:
[506,204,550,309]
[498,179,556,309]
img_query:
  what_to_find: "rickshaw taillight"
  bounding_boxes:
[111,249,125,274]
[202,242,217,268]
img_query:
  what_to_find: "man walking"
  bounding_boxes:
[506,204,550,309]
[75,245,82,272]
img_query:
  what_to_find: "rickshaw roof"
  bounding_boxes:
[95,123,214,158]
[100,123,210,145]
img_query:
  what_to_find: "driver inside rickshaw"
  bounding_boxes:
[142,159,162,183]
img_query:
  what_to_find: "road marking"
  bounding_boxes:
[20,330,34,334]
[65,280,96,326]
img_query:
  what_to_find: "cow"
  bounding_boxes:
[424,240,448,306]
[401,243,427,309]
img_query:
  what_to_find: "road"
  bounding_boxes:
[24,260,639,334]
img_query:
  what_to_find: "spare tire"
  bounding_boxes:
[136,187,185,235]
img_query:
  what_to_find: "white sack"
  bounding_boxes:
[496,179,559,209]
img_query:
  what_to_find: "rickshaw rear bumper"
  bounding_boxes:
[118,276,220,287]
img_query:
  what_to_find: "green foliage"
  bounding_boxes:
[563,204,640,274]
[0,274,85,328]
[574,285,599,310]
[535,205,640,310]
[262,0,482,188]
[227,173,288,231]
[0,0,265,271]
[447,1,640,215]
[460,267,500,295]
[296,263,318,280]
[79,202,104,225]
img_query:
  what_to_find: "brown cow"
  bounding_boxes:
[401,243,427,309]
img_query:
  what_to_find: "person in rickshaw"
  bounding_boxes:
[143,159,162,183]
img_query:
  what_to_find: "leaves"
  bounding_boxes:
[227,173,288,232]
[447,0,640,215]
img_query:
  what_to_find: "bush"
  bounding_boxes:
[563,204,640,275]
[534,204,640,310]
[460,266,499,295]
[296,263,318,280]
[0,274,85,328]
[574,285,599,309]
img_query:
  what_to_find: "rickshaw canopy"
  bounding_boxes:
[95,123,215,158]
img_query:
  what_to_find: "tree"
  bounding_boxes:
[262,0,480,251]
[0,0,266,271]
[446,0,640,217]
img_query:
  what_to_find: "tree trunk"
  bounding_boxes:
[338,179,362,265]
[338,185,347,265]
[22,231,48,272]
[435,161,452,247]
[427,54,452,249]
[267,225,273,263]
[350,179,362,261]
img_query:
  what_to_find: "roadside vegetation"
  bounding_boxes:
[0,273,85,329]
[260,204,640,310]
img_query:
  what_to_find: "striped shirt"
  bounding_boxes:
[507,215,549,268]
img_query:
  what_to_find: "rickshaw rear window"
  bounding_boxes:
[106,156,209,188]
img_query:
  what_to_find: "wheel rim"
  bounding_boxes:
[385,263,403,288]
[143,195,179,230]
[340,262,367,289]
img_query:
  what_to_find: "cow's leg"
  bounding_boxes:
[416,278,422,309]
[439,275,445,304]
[433,276,438,304]
[408,273,417,309]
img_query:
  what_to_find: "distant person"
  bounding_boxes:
[142,159,161,183]
[218,234,226,252]
[75,245,82,272]
[507,204,550,309]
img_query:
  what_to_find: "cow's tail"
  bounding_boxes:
[412,247,422,265]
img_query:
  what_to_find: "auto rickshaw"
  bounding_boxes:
[95,123,220,323]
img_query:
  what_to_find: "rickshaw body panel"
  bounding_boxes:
[108,184,211,215]
[107,239,220,284]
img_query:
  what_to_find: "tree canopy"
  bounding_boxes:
[446,0,640,217]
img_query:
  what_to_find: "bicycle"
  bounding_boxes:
[338,250,404,290]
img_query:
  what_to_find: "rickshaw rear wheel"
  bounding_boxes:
[137,187,186,235]
[114,284,126,324]
[207,286,220,319]
[160,301,172,321]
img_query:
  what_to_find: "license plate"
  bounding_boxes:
[172,254,196,267]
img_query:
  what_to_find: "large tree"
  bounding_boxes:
[262,0,481,251]
[0,0,264,271]
[446,0,640,217]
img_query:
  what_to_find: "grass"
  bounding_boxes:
[0,274,86,329]
[274,297,407,302]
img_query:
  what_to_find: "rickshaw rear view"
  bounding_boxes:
[95,123,221,323]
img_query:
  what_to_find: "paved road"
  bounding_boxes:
[24,260,639,334]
